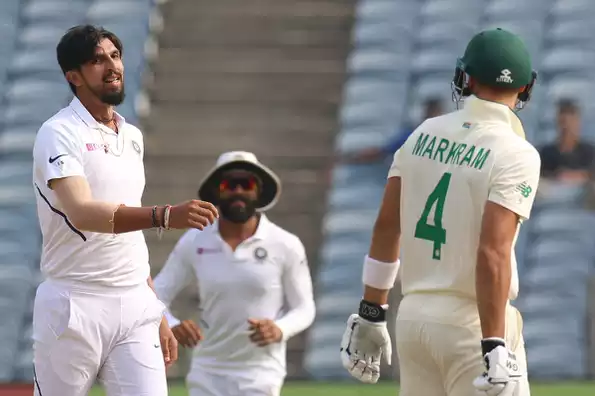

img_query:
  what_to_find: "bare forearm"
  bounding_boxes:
[369,220,401,263]
[363,285,389,305]
[71,201,164,234]
[113,205,165,234]
[476,248,510,339]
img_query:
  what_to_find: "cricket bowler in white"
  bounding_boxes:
[340,29,541,396]
[153,151,316,396]
[31,25,219,396]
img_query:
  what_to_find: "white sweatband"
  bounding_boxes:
[362,255,400,290]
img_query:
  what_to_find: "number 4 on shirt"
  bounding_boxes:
[414,172,451,260]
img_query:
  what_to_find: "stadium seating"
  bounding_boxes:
[305,0,595,380]
[0,0,162,381]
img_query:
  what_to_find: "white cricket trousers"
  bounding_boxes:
[395,293,530,396]
[187,371,283,396]
[32,279,168,396]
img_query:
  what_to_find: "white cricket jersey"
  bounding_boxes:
[32,97,150,288]
[389,95,541,302]
[153,215,316,380]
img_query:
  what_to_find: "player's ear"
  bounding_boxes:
[65,70,83,88]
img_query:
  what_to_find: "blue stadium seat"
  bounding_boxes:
[18,24,70,49]
[356,0,419,26]
[1,101,64,128]
[352,22,413,53]
[328,184,384,211]
[322,209,377,236]
[346,49,411,76]
[411,49,456,75]
[420,0,483,23]
[550,0,595,20]
[340,101,404,130]
[0,125,39,154]
[486,0,549,21]
[8,50,63,76]
[5,79,69,104]
[417,22,478,52]
[22,0,89,24]
[342,78,409,105]
[540,47,595,77]
[547,20,595,48]
[335,129,392,153]
[87,0,154,21]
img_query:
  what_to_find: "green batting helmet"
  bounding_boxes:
[452,28,537,109]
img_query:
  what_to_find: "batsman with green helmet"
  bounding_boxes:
[340,28,540,396]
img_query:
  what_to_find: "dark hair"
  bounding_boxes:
[56,25,123,94]
[558,99,579,114]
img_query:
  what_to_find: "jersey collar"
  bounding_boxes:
[69,96,125,133]
[463,95,526,139]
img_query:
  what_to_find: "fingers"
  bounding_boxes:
[382,341,392,366]
[172,326,194,348]
[182,321,202,346]
[161,337,171,365]
[248,320,276,346]
[346,356,380,384]
[196,200,219,219]
[187,202,219,230]
[168,336,179,368]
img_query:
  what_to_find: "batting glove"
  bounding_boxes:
[340,300,392,384]
[473,338,523,396]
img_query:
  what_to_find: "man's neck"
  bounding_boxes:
[77,93,114,123]
[218,216,260,242]
[559,134,578,153]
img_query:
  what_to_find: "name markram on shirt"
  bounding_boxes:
[411,132,491,171]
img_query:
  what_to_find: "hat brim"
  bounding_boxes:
[198,161,281,211]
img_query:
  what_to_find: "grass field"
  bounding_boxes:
[89,381,595,395]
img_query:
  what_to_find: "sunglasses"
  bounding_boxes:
[219,176,258,192]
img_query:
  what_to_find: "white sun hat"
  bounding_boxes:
[197,151,282,212]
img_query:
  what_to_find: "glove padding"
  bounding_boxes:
[473,339,523,396]
[339,314,392,384]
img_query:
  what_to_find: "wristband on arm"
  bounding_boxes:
[362,255,400,290]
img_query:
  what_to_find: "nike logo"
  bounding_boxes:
[49,154,67,163]
[154,344,160,348]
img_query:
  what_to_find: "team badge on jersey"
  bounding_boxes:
[462,122,472,129]
[254,247,268,261]
[132,140,141,156]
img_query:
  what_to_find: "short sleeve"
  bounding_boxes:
[488,145,541,220]
[33,123,85,188]
[387,148,403,179]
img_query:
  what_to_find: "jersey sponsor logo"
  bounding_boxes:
[86,143,108,152]
[515,181,533,198]
[48,154,67,164]
[254,247,268,261]
[411,133,491,170]
[496,69,514,84]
